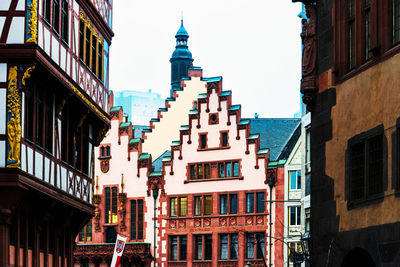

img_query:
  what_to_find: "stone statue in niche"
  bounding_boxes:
[300,4,318,109]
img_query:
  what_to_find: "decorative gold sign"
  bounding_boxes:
[6,66,21,168]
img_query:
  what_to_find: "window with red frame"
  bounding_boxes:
[221,132,228,147]
[105,187,118,224]
[218,161,240,178]
[78,221,92,242]
[246,233,265,259]
[193,195,213,216]
[169,235,187,261]
[190,163,210,179]
[219,233,238,260]
[194,234,212,260]
[219,193,238,215]
[170,196,187,217]
[130,199,144,240]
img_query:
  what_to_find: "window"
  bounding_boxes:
[218,161,240,178]
[194,234,212,260]
[230,194,238,214]
[193,195,213,216]
[364,0,372,60]
[189,163,210,179]
[25,85,54,153]
[246,233,265,259]
[42,0,68,43]
[305,128,311,172]
[348,127,384,203]
[130,199,144,240]
[78,221,92,242]
[305,173,311,196]
[200,134,207,149]
[246,192,264,213]
[105,186,118,224]
[394,0,400,44]
[221,132,228,147]
[169,235,187,261]
[246,193,254,213]
[219,233,238,260]
[170,196,187,217]
[288,242,303,266]
[289,206,301,226]
[348,0,356,69]
[79,14,104,81]
[220,194,227,214]
[289,170,302,190]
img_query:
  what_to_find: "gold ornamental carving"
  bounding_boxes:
[6,66,21,168]
[27,0,38,43]
[71,85,108,122]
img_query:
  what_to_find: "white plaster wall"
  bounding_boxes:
[7,17,25,44]
[142,77,207,160]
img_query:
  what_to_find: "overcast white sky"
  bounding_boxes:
[109,0,303,118]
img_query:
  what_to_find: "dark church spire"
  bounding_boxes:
[170,19,194,97]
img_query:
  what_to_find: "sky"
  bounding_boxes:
[109,0,303,118]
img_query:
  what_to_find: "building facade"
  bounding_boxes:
[0,0,113,266]
[293,0,400,266]
[74,66,301,267]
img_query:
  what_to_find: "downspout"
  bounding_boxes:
[152,189,159,267]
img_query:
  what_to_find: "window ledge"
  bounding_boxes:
[197,146,231,152]
[347,193,385,210]
[98,155,112,160]
[184,177,243,183]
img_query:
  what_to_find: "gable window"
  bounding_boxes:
[169,235,187,261]
[194,234,212,260]
[348,126,384,205]
[221,132,228,147]
[130,199,144,240]
[170,196,187,217]
[289,206,301,226]
[200,134,207,149]
[219,233,238,260]
[246,233,265,259]
[105,186,118,224]
[289,170,302,190]
[220,194,227,214]
[190,163,210,179]
[218,161,240,178]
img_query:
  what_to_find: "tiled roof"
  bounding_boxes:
[247,118,301,161]
[152,150,171,172]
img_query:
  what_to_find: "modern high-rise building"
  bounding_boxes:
[0,0,113,266]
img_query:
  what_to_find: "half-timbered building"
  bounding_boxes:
[0,0,113,266]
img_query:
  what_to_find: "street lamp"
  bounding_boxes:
[152,188,159,267]
[245,262,252,267]
[266,168,277,267]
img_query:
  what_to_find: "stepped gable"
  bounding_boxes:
[147,75,272,190]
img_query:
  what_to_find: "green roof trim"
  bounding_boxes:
[171,141,180,146]
[162,156,171,162]
[229,105,241,111]
[189,109,198,115]
[238,119,250,125]
[149,172,163,177]
[220,90,231,97]
[180,125,189,130]
[198,93,208,99]
[247,134,259,140]
[138,153,150,160]
[129,138,141,144]
[166,97,176,101]
[203,77,222,82]
[257,148,269,154]
[267,159,287,167]
[150,118,160,122]
[158,107,168,112]
[120,122,130,127]
[110,106,122,112]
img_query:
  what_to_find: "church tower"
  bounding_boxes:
[170,19,194,96]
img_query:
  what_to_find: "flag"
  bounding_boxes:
[110,234,127,267]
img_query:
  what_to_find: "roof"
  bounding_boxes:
[247,118,301,161]
[175,19,189,37]
[152,150,171,172]
[110,106,122,112]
